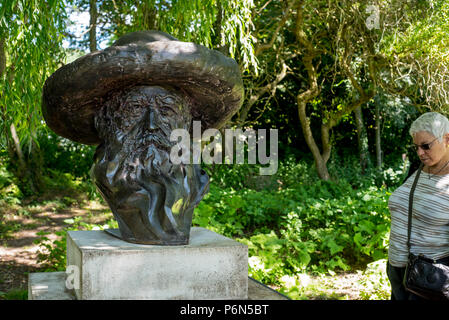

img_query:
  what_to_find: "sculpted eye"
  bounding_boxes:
[121,102,145,117]
[160,96,175,105]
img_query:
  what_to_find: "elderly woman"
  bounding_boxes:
[387,112,449,300]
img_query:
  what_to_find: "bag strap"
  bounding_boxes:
[407,162,424,255]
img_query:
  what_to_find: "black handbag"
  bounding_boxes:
[403,163,449,300]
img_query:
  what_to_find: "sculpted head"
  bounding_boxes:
[91,85,208,244]
[42,30,243,244]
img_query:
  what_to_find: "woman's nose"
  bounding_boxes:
[416,147,426,156]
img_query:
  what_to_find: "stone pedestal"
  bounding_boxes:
[28,272,288,300]
[65,227,248,300]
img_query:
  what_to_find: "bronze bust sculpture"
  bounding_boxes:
[42,30,243,245]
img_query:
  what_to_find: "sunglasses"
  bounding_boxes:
[412,137,438,151]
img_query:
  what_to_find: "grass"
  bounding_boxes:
[0,289,28,300]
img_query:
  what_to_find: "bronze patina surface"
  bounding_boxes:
[42,30,243,245]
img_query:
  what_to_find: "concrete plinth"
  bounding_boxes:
[66,227,248,300]
[28,272,288,300]
[28,272,76,300]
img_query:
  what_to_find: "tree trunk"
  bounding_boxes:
[142,1,157,30]
[89,0,97,52]
[295,1,330,180]
[374,95,382,169]
[354,105,370,173]
[9,123,26,171]
[297,97,331,180]
[7,124,44,195]
[0,38,5,78]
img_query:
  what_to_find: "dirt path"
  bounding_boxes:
[0,190,111,296]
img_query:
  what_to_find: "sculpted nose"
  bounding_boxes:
[148,110,157,130]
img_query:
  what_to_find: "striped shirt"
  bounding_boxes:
[388,169,449,267]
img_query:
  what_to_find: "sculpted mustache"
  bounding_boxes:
[113,139,179,181]
[121,120,178,152]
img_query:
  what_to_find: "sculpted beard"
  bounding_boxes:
[91,86,209,245]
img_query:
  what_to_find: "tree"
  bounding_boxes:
[292,0,379,179]
[0,0,67,193]
[65,0,258,73]
[376,0,449,110]
[243,0,449,180]
[89,0,97,52]
[236,0,295,126]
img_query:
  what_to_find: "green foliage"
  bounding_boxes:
[0,0,67,147]
[0,288,27,300]
[71,0,257,72]
[30,154,395,300]
[23,153,397,300]
[40,169,100,201]
[277,273,350,300]
[0,161,23,204]
[34,230,67,272]
[378,0,449,108]
[277,259,391,300]
[194,156,393,289]
[357,259,391,300]
[38,131,96,180]
[34,217,118,272]
[327,152,410,190]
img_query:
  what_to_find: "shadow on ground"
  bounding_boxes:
[0,189,111,299]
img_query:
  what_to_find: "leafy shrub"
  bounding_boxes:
[203,163,267,190]
[278,273,351,300]
[234,186,390,285]
[194,157,392,289]
[34,217,118,272]
[38,130,95,180]
[0,161,23,205]
[327,151,410,190]
[0,164,14,190]
[35,230,67,272]
[41,169,101,200]
[0,289,28,300]
[274,156,318,188]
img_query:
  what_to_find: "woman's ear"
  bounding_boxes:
[445,133,449,147]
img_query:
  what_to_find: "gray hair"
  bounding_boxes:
[409,112,449,142]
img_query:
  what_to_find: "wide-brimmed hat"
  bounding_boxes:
[42,30,244,145]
